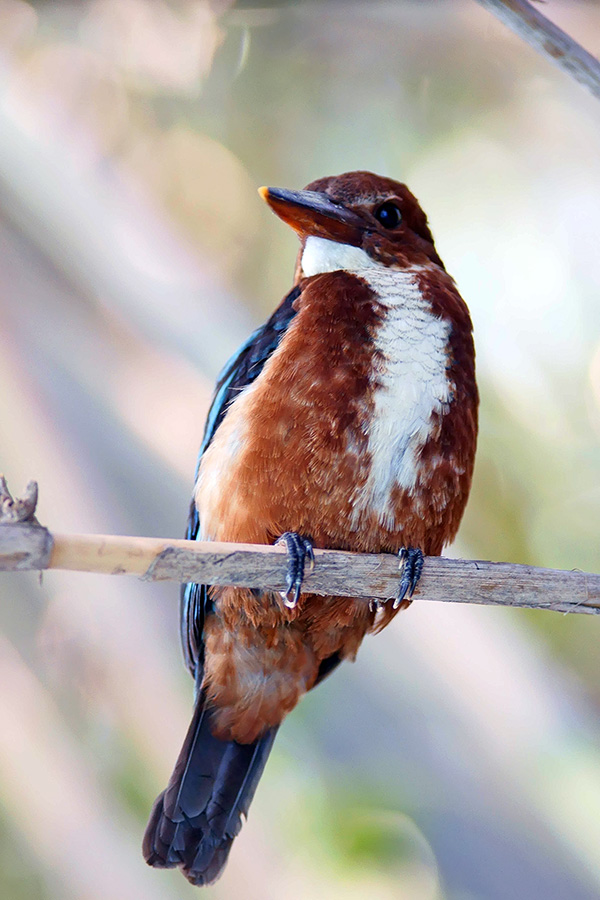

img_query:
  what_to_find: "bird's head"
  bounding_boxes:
[259,170,444,283]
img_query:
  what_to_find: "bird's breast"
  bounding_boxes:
[196,265,475,552]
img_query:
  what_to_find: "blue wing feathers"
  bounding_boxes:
[180,286,300,678]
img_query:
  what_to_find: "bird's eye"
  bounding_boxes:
[374,201,402,229]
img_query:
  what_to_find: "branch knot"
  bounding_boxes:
[0,477,40,525]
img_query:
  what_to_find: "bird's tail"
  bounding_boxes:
[143,690,277,886]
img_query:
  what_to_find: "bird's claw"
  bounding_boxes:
[276,532,314,608]
[394,547,424,608]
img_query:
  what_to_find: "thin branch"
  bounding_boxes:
[1,523,599,616]
[474,0,600,100]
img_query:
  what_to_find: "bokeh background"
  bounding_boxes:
[0,1,599,897]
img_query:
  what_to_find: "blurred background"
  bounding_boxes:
[0,0,599,897]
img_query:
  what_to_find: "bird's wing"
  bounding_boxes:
[180,285,301,681]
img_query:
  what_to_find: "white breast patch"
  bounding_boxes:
[358,266,451,529]
[302,237,451,530]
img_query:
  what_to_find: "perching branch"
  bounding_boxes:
[0,522,597,616]
[474,0,600,100]
[1,478,597,615]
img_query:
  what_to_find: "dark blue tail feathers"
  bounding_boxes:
[143,692,277,886]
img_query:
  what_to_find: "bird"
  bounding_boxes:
[142,170,478,886]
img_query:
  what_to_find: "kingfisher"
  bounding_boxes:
[143,171,478,886]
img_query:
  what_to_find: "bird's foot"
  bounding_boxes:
[276,532,315,608]
[394,547,424,608]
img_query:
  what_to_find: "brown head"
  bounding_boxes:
[259,170,444,281]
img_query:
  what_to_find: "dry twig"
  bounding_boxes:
[474,0,600,100]
[0,522,597,616]
[1,479,597,615]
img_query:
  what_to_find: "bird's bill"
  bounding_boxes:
[259,186,364,244]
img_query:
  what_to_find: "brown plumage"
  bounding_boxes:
[143,171,478,886]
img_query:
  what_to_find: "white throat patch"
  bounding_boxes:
[301,236,376,276]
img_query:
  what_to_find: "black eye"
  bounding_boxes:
[374,201,402,229]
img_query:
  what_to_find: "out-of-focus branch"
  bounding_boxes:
[1,523,599,616]
[474,0,600,100]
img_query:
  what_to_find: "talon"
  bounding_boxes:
[276,532,314,608]
[395,547,424,608]
[304,539,315,573]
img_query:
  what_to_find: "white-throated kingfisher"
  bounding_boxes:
[143,171,478,886]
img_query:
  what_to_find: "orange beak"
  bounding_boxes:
[259,185,365,245]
